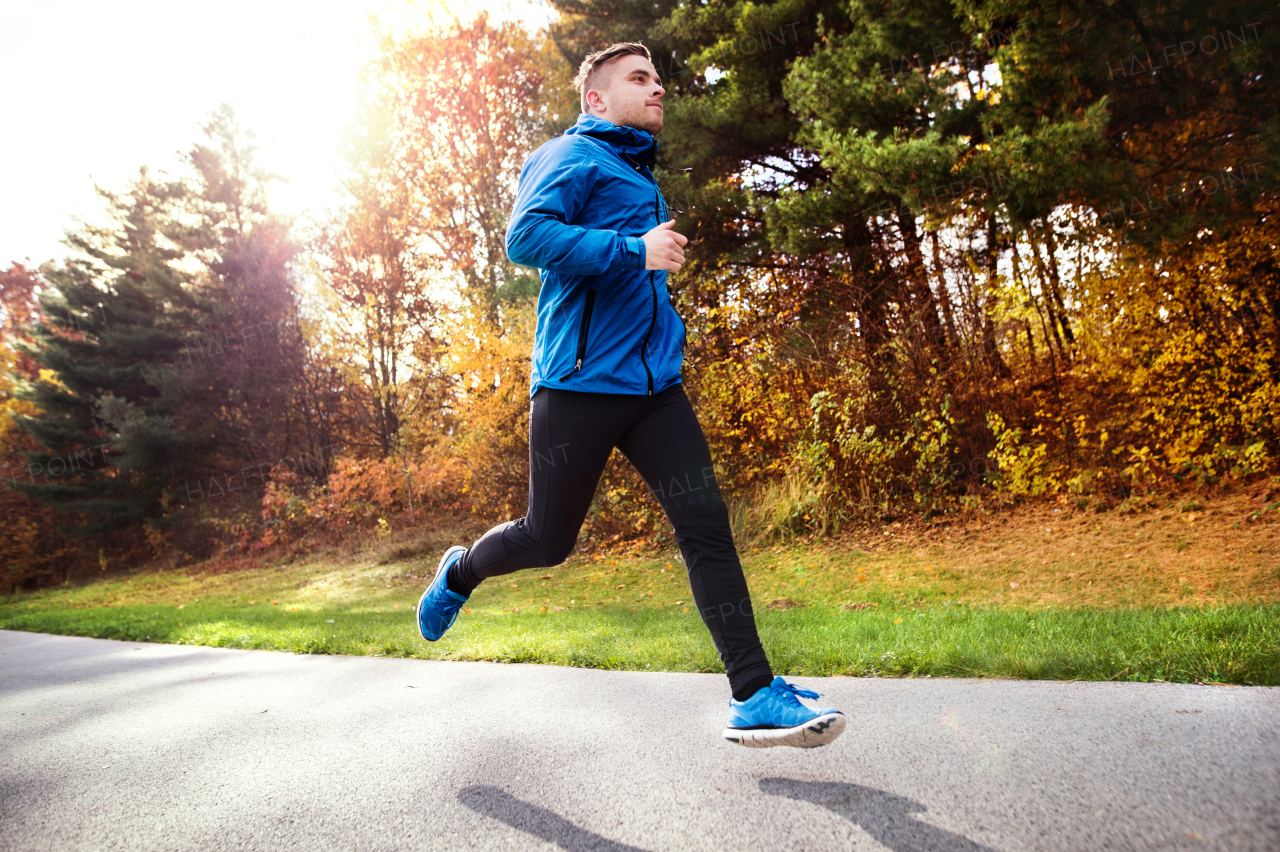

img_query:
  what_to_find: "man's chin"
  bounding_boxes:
[616,113,663,135]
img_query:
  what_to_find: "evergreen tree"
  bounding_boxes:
[783,0,1278,238]
[12,170,216,534]
[10,106,310,536]
[182,106,313,470]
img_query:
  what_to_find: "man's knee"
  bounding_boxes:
[666,492,732,536]
[531,535,577,568]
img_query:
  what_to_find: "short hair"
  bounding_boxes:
[572,42,653,114]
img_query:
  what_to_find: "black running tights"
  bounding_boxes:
[448,382,774,700]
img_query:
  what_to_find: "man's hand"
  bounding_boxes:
[642,219,688,271]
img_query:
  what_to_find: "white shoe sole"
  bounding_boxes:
[723,711,846,748]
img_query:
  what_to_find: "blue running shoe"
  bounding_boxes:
[416,545,469,641]
[723,676,846,748]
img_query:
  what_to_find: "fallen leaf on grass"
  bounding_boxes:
[768,599,803,610]
[842,602,879,611]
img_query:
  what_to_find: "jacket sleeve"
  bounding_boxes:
[506,139,646,276]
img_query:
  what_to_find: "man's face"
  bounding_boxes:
[586,55,665,135]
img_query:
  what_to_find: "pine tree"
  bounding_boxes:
[182,106,313,470]
[10,106,310,536]
[12,169,216,534]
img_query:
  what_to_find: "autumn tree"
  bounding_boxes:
[379,10,561,327]
[0,264,82,589]
[309,12,570,519]
[311,49,451,462]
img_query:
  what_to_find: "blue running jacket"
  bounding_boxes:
[506,112,685,397]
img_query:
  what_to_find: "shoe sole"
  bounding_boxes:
[723,711,846,748]
[417,545,468,641]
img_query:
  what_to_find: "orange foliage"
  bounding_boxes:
[326,453,468,520]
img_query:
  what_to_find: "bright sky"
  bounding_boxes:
[0,0,556,268]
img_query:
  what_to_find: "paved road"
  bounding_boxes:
[2,630,1277,851]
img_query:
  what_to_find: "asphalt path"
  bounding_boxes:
[2,629,1277,851]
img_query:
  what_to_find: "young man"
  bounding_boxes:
[415,42,845,749]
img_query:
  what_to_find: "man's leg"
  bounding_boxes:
[448,387,643,594]
[616,383,774,701]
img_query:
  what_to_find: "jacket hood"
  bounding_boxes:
[564,112,658,165]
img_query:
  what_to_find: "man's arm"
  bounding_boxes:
[505,139,646,276]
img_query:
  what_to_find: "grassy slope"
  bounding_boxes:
[3,491,1278,683]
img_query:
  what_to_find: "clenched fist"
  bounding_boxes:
[642,219,688,272]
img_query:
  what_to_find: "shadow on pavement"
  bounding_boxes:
[760,777,999,852]
[458,785,651,851]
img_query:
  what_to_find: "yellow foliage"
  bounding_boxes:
[1078,214,1279,486]
[445,298,537,518]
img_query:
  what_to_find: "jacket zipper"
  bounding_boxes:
[558,288,596,380]
[638,179,669,396]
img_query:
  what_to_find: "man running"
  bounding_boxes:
[416,41,845,749]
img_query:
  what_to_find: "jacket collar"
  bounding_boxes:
[565,112,658,165]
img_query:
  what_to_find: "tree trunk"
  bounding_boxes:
[1008,239,1038,367]
[982,213,1011,378]
[897,207,948,354]
[1028,239,1067,360]
[1039,220,1076,355]
[929,229,960,346]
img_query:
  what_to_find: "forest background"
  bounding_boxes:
[1,0,1277,593]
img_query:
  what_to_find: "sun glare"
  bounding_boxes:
[0,0,554,266]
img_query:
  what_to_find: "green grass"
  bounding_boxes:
[2,551,1277,684]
